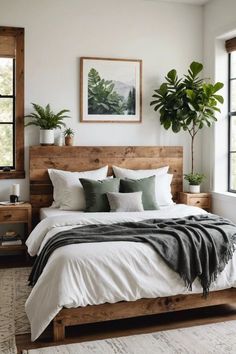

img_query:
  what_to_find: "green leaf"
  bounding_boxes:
[213,82,224,93]
[185,89,195,100]
[167,69,177,82]
[186,117,193,125]
[189,62,203,78]
[150,100,159,106]
[172,121,181,133]
[163,119,171,130]
[151,94,161,99]
[213,94,224,104]
[159,83,168,95]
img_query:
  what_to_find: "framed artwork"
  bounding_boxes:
[80,57,142,123]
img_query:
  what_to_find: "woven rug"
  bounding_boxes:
[2,267,236,354]
[23,319,236,354]
[0,267,31,354]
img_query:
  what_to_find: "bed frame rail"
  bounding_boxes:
[53,288,236,341]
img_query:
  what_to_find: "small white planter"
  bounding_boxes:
[40,129,54,145]
[189,184,200,193]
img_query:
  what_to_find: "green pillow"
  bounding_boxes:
[120,175,159,210]
[80,178,120,212]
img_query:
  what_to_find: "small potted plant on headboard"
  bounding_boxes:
[64,127,74,146]
[25,103,70,145]
[150,61,224,193]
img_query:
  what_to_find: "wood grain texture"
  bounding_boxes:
[29,147,235,343]
[179,192,211,212]
[0,202,32,255]
[29,146,183,225]
[15,27,25,175]
[225,37,236,53]
[53,288,236,341]
[0,202,31,231]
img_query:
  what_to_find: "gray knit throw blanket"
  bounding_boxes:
[29,214,236,295]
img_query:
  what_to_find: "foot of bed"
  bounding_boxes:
[53,319,65,341]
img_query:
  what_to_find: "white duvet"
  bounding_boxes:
[25,205,236,341]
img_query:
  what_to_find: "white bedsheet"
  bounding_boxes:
[25,205,236,341]
[40,207,82,220]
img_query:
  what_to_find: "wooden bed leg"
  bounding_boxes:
[53,319,65,341]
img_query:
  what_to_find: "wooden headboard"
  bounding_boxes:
[30,146,183,225]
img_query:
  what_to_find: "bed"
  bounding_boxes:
[27,146,236,342]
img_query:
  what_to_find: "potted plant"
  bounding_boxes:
[184,173,205,193]
[64,127,74,146]
[150,61,224,192]
[25,103,70,145]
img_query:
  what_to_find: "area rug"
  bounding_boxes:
[0,267,31,354]
[23,319,236,354]
[2,267,236,354]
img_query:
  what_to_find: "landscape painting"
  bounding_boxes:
[80,57,142,122]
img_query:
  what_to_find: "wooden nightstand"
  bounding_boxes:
[179,192,211,212]
[0,202,32,254]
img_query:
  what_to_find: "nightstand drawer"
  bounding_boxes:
[179,192,211,211]
[188,197,210,208]
[0,209,28,222]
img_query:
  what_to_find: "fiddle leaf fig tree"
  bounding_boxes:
[150,62,224,174]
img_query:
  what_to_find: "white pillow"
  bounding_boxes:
[112,165,169,179]
[112,165,173,206]
[156,173,174,207]
[48,166,108,210]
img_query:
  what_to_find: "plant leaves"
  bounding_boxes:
[213,82,224,93]
[213,94,224,104]
[189,62,203,78]
[167,69,177,82]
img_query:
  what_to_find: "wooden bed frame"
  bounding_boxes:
[29,146,236,341]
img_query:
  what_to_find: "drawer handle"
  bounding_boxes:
[196,201,200,204]
[3,214,12,218]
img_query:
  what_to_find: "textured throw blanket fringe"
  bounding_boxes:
[29,214,236,295]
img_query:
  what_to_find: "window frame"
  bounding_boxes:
[0,27,25,179]
[0,58,16,169]
[228,52,236,192]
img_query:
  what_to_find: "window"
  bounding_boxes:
[226,37,236,192]
[0,27,25,179]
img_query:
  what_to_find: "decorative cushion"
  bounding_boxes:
[80,178,120,212]
[48,166,108,210]
[112,165,169,179]
[120,176,159,210]
[107,192,144,212]
[113,165,173,206]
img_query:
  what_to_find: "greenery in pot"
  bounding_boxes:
[64,127,74,146]
[150,62,224,179]
[184,173,205,186]
[24,103,70,129]
[64,127,74,137]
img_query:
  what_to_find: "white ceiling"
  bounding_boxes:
[157,0,211,5]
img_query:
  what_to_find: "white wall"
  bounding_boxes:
[203,0,236,222]
[0,0,203,201]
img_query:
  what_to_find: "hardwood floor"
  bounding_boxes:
[16,304,236,353]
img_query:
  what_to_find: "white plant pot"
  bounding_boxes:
[40,129,54,145]
[189,184,200,193]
